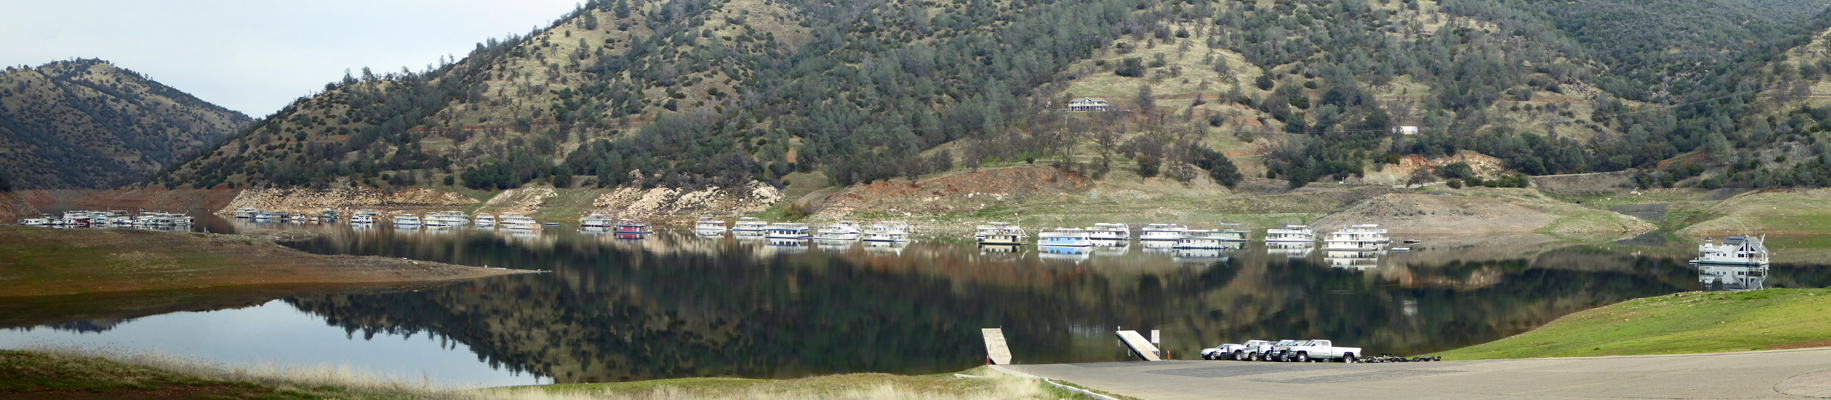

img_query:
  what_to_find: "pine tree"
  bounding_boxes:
[614,0,631,19]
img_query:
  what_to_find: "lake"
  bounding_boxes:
[4,217,1825,386]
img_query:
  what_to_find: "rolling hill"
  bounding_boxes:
[0,59,251,189]
[139,0,1831,196]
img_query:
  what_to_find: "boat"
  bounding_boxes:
[499,213,538,230]
[320,209,339,221]
[1139,223,1188,242]
[813,222,862,243]
[351,213,374,224]
[474,213,496,227]
[1323,224,1387,251]
[1038,228,1094,248]
[1402,239,1423,244]
[285,212,307,223]
[1086,223,1130,240]
[21,217,48,226]
[614,219,653,235]
[1390,247,1411,252]
[1264,225,1315,243]
[253,211,276,222]
[435,211,470,226]
[580,213,614,228]
[1215,223,1251,241]
[975,222,1027,245]
[861,221,911,243]
[695,216,726,232]
[1691,236,1770,266]
[422,212,447,227]
[1174,230,1248,249]
[733,217,768,233]
[233,208,259,219]
[392,214,422,226]
[764,223,811,241]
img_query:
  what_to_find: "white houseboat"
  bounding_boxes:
[733,217,769,233]
[1692,236,1770,266]
[861,221,911,243]
[580,213,614,228]
[474,213,496,227]
[1085,223,1130,240]
[975,222,1028,246]
[1174,230,1249,249]
[1323,224,1387,251]
[1215,223,1251,242]
[1139,223,1188,242]
[392,214,422,226]
[813,221,862,243]
[695,216,726,233]
[1038,228,1094,248]
[764,223,811,240]
[1265,225,1315,243]
[233,208,259,219]
[499,213,537,230]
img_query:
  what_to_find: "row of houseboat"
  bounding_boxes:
[681,217,914,244]
[19,210,194,229]
[975,222,1392,250]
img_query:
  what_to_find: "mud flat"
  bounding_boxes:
[1312,191,1654,237]
[0,226,532,327]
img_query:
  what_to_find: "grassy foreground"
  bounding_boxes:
[0,347,1093,400]
[1430,289,1831,360]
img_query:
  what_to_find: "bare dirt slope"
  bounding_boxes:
[1681,188,1831,236]
[1313,192,1653,236]
[811,166,1094,218]
[16,188,240,214]
[0,192,36,222]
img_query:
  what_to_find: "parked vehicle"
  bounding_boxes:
[1202,339,1269,361]
[1255,339,1299,361]
[1284,339,1362,363]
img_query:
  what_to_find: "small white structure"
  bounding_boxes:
[1395,126,1419,135]
[1067,97,1109,112]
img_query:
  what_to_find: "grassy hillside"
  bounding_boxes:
[137,0,1831,200]
[0,59,251,189]
[1430,289,1831,360]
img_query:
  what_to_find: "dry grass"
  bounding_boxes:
[5,344,1064,400]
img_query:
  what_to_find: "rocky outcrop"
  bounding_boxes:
[590,181,782,222]
[218,187,478,215]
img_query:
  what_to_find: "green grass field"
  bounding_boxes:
[1429,289,1831,360]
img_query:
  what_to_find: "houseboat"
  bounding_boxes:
[422,212,447,227]
[392,214,422,226]
[764,223,811,241]
[434,211,470,226]
[351,213,375,224]
[1174,230,1249,249]
[733,217,769,233]
[1139,223,1188,242]
[253,211,276,222]
[1037,228,1094,248]
[975,222,1028,246]
[861,221,911,243]
[1215,223,1251,241]
[1264,225,1315,243]
[233,208,259,219]
[695,216,726,232]
[320,209,339,221]
[499,213,537,230]
[580,213,614,228]
[1085,223,1130,240]
[614,219,653,234]
[1323,224,1387,251]
[474,213,496,227]
[813,222,862,243]
[1692,236,1770,266]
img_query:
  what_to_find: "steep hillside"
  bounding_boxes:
[0,59,251,189]
[147,0,1831,199]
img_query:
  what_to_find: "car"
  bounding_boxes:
[1202,339,1269,360]
[1285,339,1362,363]
[1258,339,1301,362]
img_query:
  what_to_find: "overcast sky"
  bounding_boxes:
[1,0,582,117]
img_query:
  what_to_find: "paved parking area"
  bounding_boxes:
[1002,347,1831,399]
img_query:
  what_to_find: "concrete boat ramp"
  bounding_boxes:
[999,347,1831,399]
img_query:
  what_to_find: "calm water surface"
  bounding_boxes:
[5,218,1827,385]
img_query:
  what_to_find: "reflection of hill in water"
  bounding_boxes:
[24,318,136,333]
[278,229,1765,383]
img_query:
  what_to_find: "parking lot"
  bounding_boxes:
[1003,347,1831,399]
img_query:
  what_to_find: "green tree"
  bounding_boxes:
[614,0,630,18]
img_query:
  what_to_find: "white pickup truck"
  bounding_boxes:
[1285,339,1362,363]
[1202,340,1269,361]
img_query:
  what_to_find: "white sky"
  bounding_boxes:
[0,0,583,117]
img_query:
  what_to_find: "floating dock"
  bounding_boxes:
[1115,330,1161,361]
[982,328,1012,365]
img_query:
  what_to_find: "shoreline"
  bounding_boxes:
[0,226,535,328]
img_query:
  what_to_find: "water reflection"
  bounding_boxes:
[1699,265,1767,291]
[12,218,1831,385]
